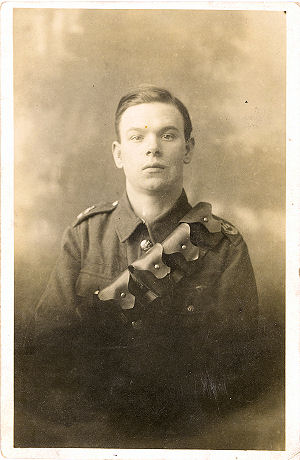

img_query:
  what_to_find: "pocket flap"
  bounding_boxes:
[75,269,112,298]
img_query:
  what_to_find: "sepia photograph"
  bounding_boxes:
[1,2,295,456]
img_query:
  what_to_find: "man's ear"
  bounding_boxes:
[112,141,123,169]
[183,137,195,164]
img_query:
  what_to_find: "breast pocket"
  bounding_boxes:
[188,267,221,292]
[75,264,132,346]
[175,262,223,321]
[75,263,116,298]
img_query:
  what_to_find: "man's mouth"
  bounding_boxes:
[142,163,165,170]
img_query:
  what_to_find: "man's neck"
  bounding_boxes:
[126,182,183,224]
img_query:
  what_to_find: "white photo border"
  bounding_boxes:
[1,1,299,459]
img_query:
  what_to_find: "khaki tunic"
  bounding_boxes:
[35,190,258,336]
[27,190,262,429]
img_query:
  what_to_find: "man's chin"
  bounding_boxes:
[128,176,180,194]
[140,178,171,193]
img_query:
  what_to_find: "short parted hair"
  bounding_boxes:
[115,85,193,142]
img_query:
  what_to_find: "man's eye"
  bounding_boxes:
[130,135,143,141]
[161,133,175,141]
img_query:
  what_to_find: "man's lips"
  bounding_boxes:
[142,163,165,170]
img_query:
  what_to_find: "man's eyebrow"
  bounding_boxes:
[126,127,145,132]
[126,125,180,133]
[159,126,180,132]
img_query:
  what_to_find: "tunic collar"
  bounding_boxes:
[113,189,191,243]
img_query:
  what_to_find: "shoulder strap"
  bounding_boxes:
[73,200,119,227]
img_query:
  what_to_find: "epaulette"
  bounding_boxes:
[73,200,119,227]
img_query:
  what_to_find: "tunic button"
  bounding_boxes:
[154,264,160,270]
[203,217,209,222]
[181,244,187,250]
[140,239,153,251]
[131,320,143,330]
[187,305,195,312]
[120,292,126,298]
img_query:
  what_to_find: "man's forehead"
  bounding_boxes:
[119,102,184,131]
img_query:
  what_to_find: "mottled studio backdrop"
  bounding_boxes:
[14,9,285,338]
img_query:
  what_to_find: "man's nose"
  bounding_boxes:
[145,135,160,156]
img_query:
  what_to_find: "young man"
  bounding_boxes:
[21,86,272,447]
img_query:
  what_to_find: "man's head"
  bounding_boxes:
[112,85,195,195]
[114,85,193,143]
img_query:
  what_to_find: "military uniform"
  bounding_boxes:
[35,190,258,333]
[25,190,267,442]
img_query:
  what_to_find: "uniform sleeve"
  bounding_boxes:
[31,225,82,343]
[18,226,91,426]
[216,237,259,328]
[193,236,265,408]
